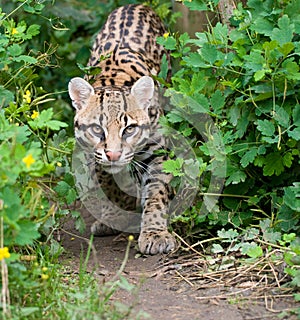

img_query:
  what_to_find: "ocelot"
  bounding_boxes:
[68,4,176,255]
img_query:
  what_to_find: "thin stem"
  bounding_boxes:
[198,192,251,199]
[1,0,30,21]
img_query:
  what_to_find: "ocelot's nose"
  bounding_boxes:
[105,150,122,162]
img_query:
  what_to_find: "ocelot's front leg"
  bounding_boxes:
[138,159,177,255]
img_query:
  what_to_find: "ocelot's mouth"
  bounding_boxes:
[101,162,129,174]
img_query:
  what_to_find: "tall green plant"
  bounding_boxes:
[157,1,300,313]
[158,0,300,232]
[0,1,79,317]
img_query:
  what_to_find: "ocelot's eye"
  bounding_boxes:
[123,124,138,137]
[90,124,105,139]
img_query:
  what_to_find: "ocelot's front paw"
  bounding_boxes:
[91,221,119,236]
[138,230,177,255]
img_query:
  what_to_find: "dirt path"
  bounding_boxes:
[60,209,297,320]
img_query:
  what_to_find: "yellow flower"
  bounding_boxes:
[22,154,35,169]
[11,28,18,35]
[163,32,170,39]
[41,274,49,280]
[31,110,39,119]
[128,235,134,242]
[0,247,10,261]
[23,90,31,104]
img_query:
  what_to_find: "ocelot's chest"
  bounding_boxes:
[87,4,168,87]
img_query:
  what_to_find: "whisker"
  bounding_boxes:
[131,159,159,178]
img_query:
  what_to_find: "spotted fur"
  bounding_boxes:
[68,4,176,255]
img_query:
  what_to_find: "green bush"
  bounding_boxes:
[0,1,80,316]
[158,0,300,310]
[158,0,300,235]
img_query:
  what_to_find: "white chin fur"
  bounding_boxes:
[102,165,126,174]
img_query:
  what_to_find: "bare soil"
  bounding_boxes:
[60,208,298,320]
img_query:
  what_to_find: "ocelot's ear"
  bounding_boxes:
[131,76,154,109]
[68,77,95,110]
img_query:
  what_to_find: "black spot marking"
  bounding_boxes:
[130,37,141,45]
[104,42,112,51]
[130,65,145,77]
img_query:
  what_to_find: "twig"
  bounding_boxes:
[267,260,281,288]
[173,232,205,257]
[174,270,194,287]
[263,294,295,314]
[195,279,263,300]
[230,250,278,283]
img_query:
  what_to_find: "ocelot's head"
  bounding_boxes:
[68,76,154,174]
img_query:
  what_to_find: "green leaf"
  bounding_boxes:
[54,181,77,205]
[287,126,300,139]
[283,152,293,168]
[210,90,225,114]
[283,184,300,211]
[271,15,294,46]
[7,44,22,57]
[72,210,86,233]
[0,86,14,106]
[183,53,207,68]
[240,147,258,167]
[282,59,300,80]
[157,36,176,50]
[162,158,184,177]
[66,188,77,205]
[211,243,224,253]
[252,17,274,36]
[158,54,169,80]
[191,71,207,92]
[279,42,295,57]
[278,208,299,232]
[183,0,208,11]
[26,24,40,39]
[166,111,183,123]
[293,104,300,127]
[243,228,259,240]
[228,106,240,126]
[274,105,290,128]
[47,120,68,131]
[242,243,263,258]
[211,22,229,44]
[263,152,284,176]
[290,270,300,287]
[257,119,275,136]
[254,69,266,81]
[244,51,265,73]
[263,229,282,244]
[15,220,40,246]
[218,228,239,241]
[192,93,209,111]
[28,108,67,130]
[54,181,71,197]
[13,55,37,64]
[226,169,247,185]
[200,43,218,65]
